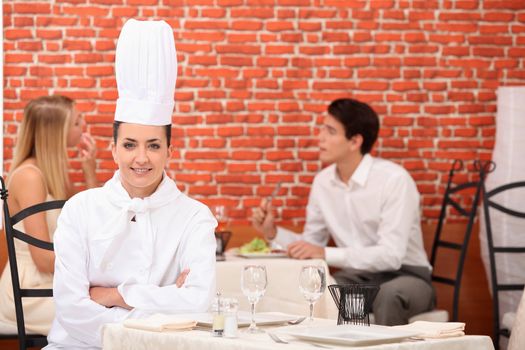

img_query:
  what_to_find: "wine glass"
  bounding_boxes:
[299,265,326,322]
[240,265,267,333]
[213,205,227,232]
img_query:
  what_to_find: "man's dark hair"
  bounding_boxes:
[327,98,379,155]
[113,121,172,147]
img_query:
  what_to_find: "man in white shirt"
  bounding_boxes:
[253,98,434,325]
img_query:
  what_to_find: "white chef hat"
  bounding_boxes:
[114,19,177,126]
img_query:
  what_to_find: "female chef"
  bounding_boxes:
[45,19,217,349]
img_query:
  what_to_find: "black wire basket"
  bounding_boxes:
[328,284,380,326]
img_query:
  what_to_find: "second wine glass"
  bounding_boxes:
[299,265,326,322]
[213,205,228,232]
[240,265,267,333]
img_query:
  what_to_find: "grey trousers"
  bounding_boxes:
[333,265,435,326]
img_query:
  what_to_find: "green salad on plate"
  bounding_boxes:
[239,238,270,254]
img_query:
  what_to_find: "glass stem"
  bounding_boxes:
[250,302,256,330]
[309,302,314,321]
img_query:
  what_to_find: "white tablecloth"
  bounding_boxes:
[216,257,338,319]
[102,319,495,350]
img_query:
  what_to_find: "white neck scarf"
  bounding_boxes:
[95,170,181,271]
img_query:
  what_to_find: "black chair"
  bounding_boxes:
[0,175,65,350]
[427,160,488,322]
[479,165,525,349]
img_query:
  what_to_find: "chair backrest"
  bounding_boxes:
[479,166,525,349]
[429,160,488,322]
[0,175,65,350]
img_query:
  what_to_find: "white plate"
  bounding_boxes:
[224,248,288,259]
[192,312,299,327]
[237,251,288,259]
[227,247,288,259]
[278,324,420,346]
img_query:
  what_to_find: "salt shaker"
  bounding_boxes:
[223,298,238,338]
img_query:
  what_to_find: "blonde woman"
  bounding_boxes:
[0,95,97,335]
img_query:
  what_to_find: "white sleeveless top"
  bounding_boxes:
[0,164,61,335]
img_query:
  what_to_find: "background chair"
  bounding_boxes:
[479,166,525,349]
[408,160,487,324]
[0,175,65,350]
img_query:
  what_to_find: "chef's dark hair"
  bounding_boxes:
[327,98,379,155]
[113,121,171,147]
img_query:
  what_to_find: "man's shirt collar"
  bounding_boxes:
[330,153,373,189]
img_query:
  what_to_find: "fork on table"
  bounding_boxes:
[287,316,306,325]
[268,333,332,349]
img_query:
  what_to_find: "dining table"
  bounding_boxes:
[102,251,495,349]
[102,317,495,350]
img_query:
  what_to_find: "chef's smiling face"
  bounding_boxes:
[112,122,172,198]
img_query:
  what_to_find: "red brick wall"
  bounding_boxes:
[3,0,525,226]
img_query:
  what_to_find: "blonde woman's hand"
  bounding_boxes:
[79,132,96,164]
[79,133,98,188]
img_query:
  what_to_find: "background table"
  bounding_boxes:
[216,256,338,319]
[103,319,495,350]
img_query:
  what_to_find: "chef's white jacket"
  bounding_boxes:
[45,172,217,349]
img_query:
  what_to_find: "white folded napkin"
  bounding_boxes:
[393,321,465,339]
[124,313,197,332]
